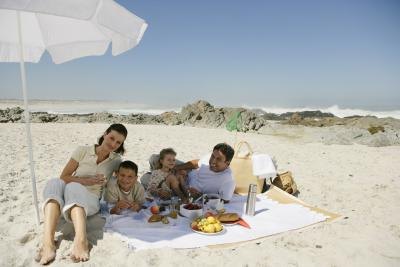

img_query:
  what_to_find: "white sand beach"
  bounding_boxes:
[1,123,399,266]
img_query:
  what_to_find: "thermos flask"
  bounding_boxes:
[245,184,257,216]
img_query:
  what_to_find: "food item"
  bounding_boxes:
[191,216,223,233]
[217,208,226,214]
[204,211,216,218]
[191,221,199,231]
[150,205,160,214]
[148,214,162,223]
[183,203,202,210]
[161,216,169,224]
[216,213,240,222]
[168,210,178,219]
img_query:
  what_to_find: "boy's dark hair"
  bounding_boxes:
[213,143,235,162]
[118,160,138,175]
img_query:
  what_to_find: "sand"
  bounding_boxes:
[0,123,399,266]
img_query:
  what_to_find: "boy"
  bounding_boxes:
[105,160,145,214]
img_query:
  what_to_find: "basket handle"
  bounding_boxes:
[234,141,253,157]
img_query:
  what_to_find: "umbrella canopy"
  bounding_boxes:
[0,0,147,63]
[0,0,147,225]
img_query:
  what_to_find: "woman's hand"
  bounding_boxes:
[78,174,106,186]
[60,159,106,186]
[93,174,106,185]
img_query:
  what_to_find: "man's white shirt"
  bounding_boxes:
[188,154,235,201]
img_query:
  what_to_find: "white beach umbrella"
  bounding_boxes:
[0,0,148,226]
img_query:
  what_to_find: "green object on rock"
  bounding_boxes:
[226,111,242,132]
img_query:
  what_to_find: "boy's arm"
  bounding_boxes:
[110,205,121,215]
[136,184,146,205]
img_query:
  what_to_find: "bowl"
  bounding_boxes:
[205,194,224,210]
[180,203,203,220]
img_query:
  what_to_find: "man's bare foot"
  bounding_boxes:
[70,238,89,262]
[35,244,56,265]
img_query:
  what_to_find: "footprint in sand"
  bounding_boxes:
[390,225,400,239]
[19,232,36,244]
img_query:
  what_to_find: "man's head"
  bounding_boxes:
[116,160,138,192]
[209,143,235,172]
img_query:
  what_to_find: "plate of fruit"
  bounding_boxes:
[190,215,226,235]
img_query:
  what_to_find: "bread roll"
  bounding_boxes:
[148,214,162,223]
[217,213,240,222]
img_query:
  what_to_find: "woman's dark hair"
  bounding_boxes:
[98,124,128,155]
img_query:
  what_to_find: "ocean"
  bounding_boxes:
[1,99,400,119]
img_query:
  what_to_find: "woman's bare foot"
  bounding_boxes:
[35,244,56,265]
[70,238,89,262]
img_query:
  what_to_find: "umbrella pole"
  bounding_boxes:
[17,11,40,226]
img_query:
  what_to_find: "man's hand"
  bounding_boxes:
[188,187,202,199]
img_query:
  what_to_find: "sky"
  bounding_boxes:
[0,0,399,110]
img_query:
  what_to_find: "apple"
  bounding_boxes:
[191,221,199,231]
[150,205,160,214]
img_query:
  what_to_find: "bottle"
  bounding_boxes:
[245,184,257,216]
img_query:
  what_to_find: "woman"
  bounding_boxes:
[36,124,128,264]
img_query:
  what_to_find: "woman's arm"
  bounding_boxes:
[60,159,105,186]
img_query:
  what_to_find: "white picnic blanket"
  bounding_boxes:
[102,194,328,251]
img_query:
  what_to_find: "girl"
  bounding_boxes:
[147,148,187,202]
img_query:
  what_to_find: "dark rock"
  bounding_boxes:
[0,107,24,122]
[160,111,181,125]
[367,125,385,135]
[261,113,281,120]
[179,100,225,127]
[288,113,303,124]
[31,112,59,122]
[280,110,335,120]
[1,101,399,147]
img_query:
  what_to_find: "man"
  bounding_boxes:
[176,143,235,202]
